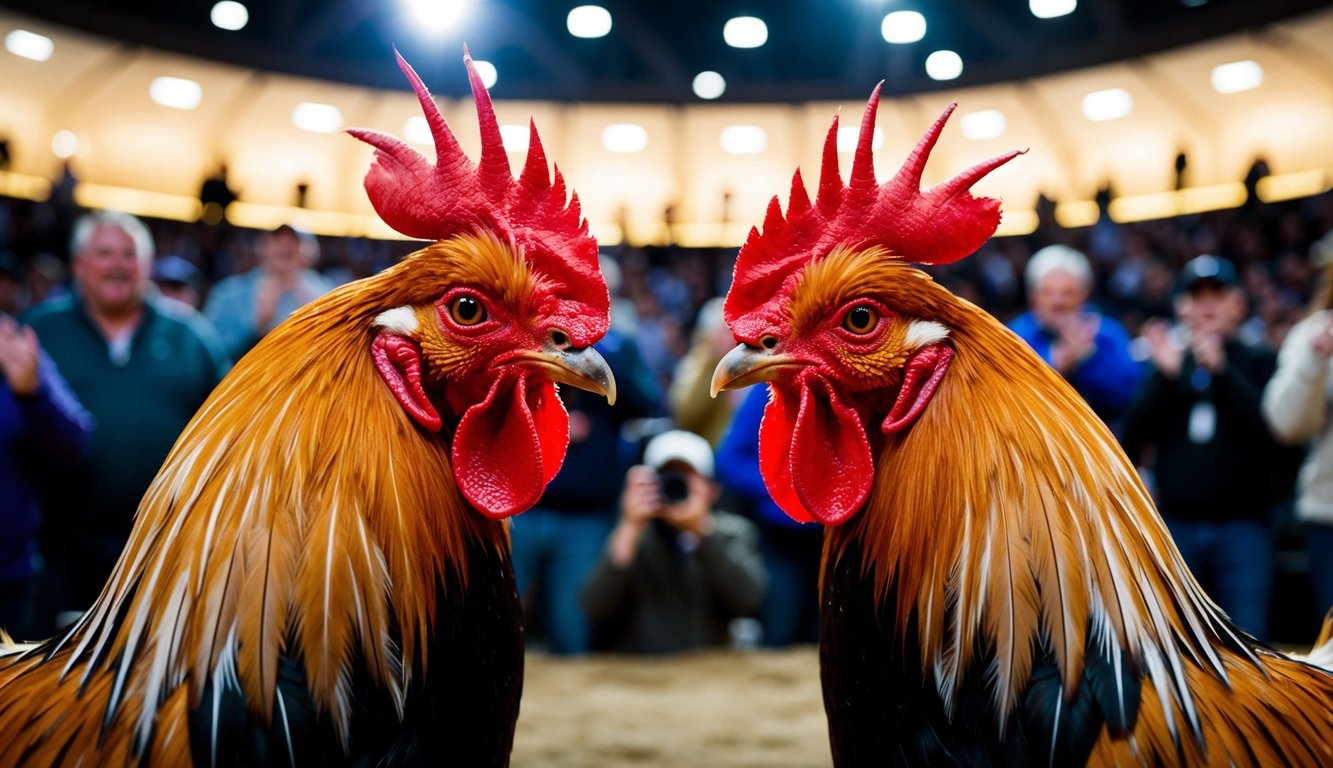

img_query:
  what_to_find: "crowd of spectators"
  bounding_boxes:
[1,182,1331,649]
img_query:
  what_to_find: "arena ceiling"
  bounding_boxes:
[3,0,1331,102]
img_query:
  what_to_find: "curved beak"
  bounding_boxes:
[710,343,802,398]
[519,343,617,406]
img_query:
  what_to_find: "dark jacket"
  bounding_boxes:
[1122,338,1296,521]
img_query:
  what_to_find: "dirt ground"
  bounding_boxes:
[512,647,833,767]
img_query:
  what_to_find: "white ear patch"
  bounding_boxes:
[904,319,950,349]
[373,306,419,335]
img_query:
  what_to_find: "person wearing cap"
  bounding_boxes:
[579,429,767,654]
[1121,254,1292,640]
[1008,244,1145,424]
[22,210,229,628]
[151,255,204,309]
[1261,237,1333,623]
[203,223,332,360]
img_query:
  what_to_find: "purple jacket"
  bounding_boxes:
[1,347,93,582]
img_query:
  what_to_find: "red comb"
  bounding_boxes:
[348,49,607,343]
[724,86,1022,330]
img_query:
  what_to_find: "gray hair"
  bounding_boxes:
[1025,244,1092,294]
[70,210,155,266]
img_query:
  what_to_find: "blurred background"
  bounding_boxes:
[0,0,1330,246]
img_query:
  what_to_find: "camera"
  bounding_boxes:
[658,470,690,504]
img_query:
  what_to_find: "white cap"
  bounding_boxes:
[643,430,714,478]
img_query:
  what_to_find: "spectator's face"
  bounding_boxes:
[1178,283,1244,338]
[1031,268,1088,327]
[74,225,146,315]
[156,280,200,309]
[260,231,306,280]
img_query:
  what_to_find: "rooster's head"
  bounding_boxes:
[347,51,614,520]
[711,87,1020,526]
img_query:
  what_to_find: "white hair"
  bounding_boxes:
[71,210,155,267]
[1025,244,1092,294]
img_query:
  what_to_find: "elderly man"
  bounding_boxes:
[1009,244,1145,423]
[23,210,229,626]
[204,223,332,361]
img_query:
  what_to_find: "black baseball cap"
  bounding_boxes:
[1177,254,1238,294]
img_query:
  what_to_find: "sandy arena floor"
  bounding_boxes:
[511,647,833,767]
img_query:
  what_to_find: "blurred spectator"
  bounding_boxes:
[25,253,69,305]
[669,297,742,446]
[509,328,663,654]
[198,162,237,224]
[22,210,229,627]
[1261,242,1333,621]
[0,314,92,640]
[0,251,23,317]
[151,255,204,309]
[716,385,824,646]
[1121,255,1289,640]
[1009,244,1145,425]
[204,223,331,361]
[580,430,766,654]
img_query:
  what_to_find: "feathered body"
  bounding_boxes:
[0,52,613,767]
[712,89,1333,766]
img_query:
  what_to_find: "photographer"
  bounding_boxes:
[580,430,767,654]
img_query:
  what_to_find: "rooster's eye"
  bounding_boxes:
[450,296,488,326]
[842,305,878,335]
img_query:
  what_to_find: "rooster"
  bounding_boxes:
[0,50,614,767]
[710,87,1333,766]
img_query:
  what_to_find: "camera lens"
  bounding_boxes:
[658,471,690,504]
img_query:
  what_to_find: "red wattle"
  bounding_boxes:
[789,380,874,526]
[758,386,813,524]
[372,333,442,432]
[882,345,953,434]
[453,372,550,519]
[528,379,570,486]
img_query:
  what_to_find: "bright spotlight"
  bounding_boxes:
[210,2,249,31]
[692,71,726,100]
[567,6,612,38]
[5,29,54,61]
[51,130,79,159]
[150,76,203,110]
[925,50,963,81]
[472,59,497,89]
[723,17,768,49]
[404,0,468,33]
[881,11,926,44]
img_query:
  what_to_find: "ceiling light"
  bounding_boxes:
[723,17,768,49]
[51,130,78,159]
[567,5,612,38]
[693,71,726,100]
[5,29,53,61]
[1081,88,1132,121]
[210,2,249,31]
[405,116,431,145]
[720,125,767,155]
[150,76,202,110]
[881,11,926,44]
[500,124,530,152]
[1211,60,1263,94]
[602,124,648,154]
[836,126,884,153]
[925,50,963,81]
[473,59,498,89]
[292,102,343,133]
[404,0,467,33]
[960,109,1006,140]
[1030,0,1077,19]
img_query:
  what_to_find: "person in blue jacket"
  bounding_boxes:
[1008,244,1145,425]
[715,385,823,646]
[0,314,93,640]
